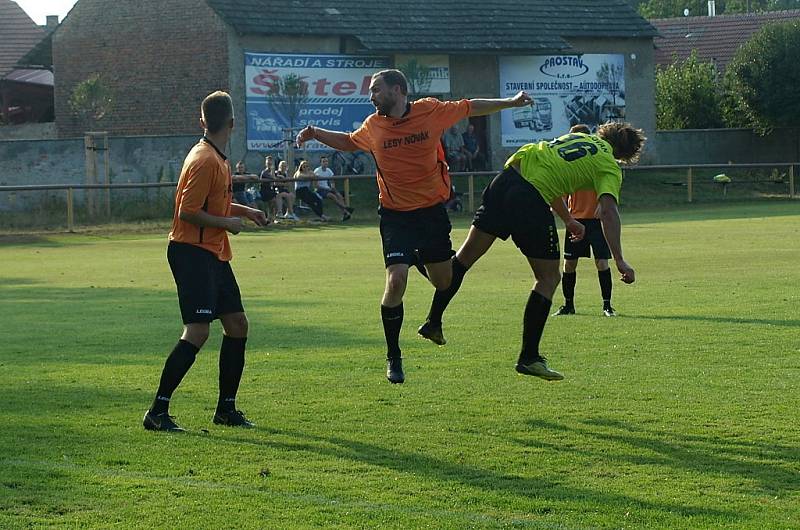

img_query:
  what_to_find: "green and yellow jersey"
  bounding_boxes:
[504,132,622,205]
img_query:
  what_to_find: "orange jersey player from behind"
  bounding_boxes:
[143,91,268,433]
[552,124,618,318]
[296,69,533,384]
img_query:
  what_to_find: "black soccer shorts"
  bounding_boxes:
[563,218,611,260]
[378,203,455,267]
[167,241,244,324]
[472,167,560,260]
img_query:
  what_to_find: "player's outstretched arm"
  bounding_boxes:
[296,125,359,151]
[598,194,635,284]
[468,91,533,116]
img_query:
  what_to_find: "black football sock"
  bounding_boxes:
[426,257,469,326]
[598,269,612,309]
[151,340,199,415]
[561,271,576,308]
[381,303,404,359]
[518,291,552,365]
[218,335,247,413]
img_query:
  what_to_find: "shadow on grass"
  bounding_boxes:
[516,418,800,495]
[0,235,72,247]
[208,427,734,520]
[617,313,800,328]
[1,285,372,362]
[0,277,43,287]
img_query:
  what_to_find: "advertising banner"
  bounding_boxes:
[394,54,451,95]
[498,55,625,147]
[245,52,390,151]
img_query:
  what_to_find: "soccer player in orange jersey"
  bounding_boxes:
[296,69,532,383]
[143,91,268,432]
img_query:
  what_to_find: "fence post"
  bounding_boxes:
[66,187,75,232]
[687,167,693,203]
[468,174,475,212]
[104,134,111,218]
[790,165,795,199]
[344,178,350,207]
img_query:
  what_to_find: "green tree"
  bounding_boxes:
[397,59,433,97]
[632,0,799,17]
[68,74,113,131]
[656,51,723,129]
[722,20,800,132]
[265,73,309,131]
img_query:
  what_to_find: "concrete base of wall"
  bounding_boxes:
[0,122,57,141]
[650,128,800,165]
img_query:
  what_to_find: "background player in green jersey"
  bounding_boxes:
[419,122,646,380]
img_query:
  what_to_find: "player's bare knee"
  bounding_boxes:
[385,275,407,296]
[182,323,210,348]
[222,312,248,338]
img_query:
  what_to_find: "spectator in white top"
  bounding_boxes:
[294,160,328,221]
[314,156,354,221]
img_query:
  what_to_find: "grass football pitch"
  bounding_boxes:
[1,202,799,529]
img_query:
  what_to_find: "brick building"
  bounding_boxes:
[53,0,657,165]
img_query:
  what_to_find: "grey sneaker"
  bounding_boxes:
[515,356,564,381]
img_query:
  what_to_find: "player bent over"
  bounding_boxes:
[143,91,268,432]
[553,124,618,317]
[418,122,645,380]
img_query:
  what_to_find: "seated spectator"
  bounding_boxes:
[294,161,328,221]
[258,155,279,221]
[232,161,258,208]
[314,155,354,221]
[274,160,298,220]
[442,126,466,172]
[461,123,485,171]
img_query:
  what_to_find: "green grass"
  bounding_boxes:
[1,202,799,529]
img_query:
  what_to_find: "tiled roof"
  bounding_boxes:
[651,10,800,73]
[206,0,657,53]
[2,67,54,86]
[0,0,45,77]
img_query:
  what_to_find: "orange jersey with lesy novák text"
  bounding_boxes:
[350,98,471,211]
[169,138,233,261]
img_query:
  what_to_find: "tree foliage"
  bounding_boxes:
[721,20,800,132]
[265,73,309,130]
[68,74,113,131]
[633,0,800,17]
[656,51,723,129]
[397,59,433,97]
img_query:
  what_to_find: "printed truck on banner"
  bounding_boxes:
[512,98,552,132]
[499,54,625,146]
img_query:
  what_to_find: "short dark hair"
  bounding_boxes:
[569,124,591,134]
[201,91,234,134]
[320,156,328,161]
[596,121,647,164]
[373,69,408,95]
